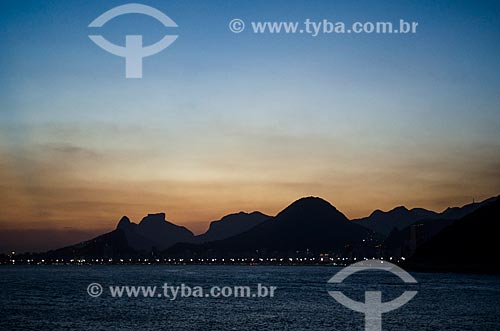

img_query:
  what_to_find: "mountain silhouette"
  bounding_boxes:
[38,229,136,260]
[168,197,372,254]
[440,196,498,219]
[195,211,270,243]
[383,218,455,256]
[33,211,269,259]
[352,206,439,236]
[118,213,194,250]
[14,194,500,269]
[353,196,499,237]
[406,198,500,273]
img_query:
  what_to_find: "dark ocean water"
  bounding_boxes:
[0,265,499,330]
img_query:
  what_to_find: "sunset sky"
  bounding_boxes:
[1,0,500,252]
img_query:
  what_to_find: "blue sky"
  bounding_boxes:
[2,0,499,135]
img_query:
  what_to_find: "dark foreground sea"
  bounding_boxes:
[0,265,499,330]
